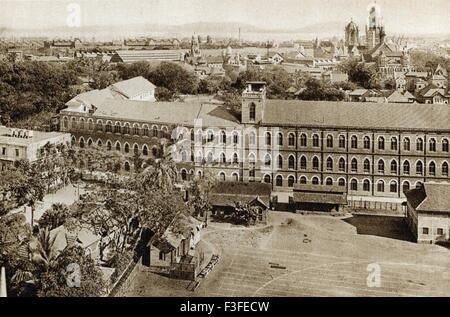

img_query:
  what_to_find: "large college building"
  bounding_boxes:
[59,80,450,204]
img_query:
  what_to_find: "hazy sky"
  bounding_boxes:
[1,0,449,35]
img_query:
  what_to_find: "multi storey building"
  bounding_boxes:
[0,126,71,170]
[60,82,450,204]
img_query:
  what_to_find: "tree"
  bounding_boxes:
[37,246,105,297]
[188,177,215,219]
[39,203,70,230]
[147,62,199,94]
[90,70,119,90]
[155,87,174,101]
[30,227,58,272]
[230,202,259,226]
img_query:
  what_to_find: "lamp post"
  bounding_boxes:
[0,267,7,297]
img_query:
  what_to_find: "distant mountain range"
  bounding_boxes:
[0,21,447,40]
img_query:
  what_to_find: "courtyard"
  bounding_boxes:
[126,212,450,297]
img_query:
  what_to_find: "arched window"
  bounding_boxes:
[124,161,130,172]
[363,179,370,192]
[264,175,271,184]
[264,154,271,166]
[363,136,371,149]
[288,176,295,187]
[124,143,130,154]
[87,139,93,147]
[429,161,436,176]
[403,137,410,151]
[326,135,333,148]
[221,131,227,144]
[142,145,148,156]
[276,175,283,187]
[326,157,333,171]
[378,159,385,174]
[114,122,121,134]
[181,169,188,181]
[443,139,449,152]
[207,130,214,142]
[219,172,226,182]
[339,135,346,149]
[232,153,238,164]
[249,132,255,145]
[152,147,158,157]
[278,155,283,169]
[339,158,346,172]
[391,137,398,151]
[63,117,69,129]
[351,136,358,149]
[403,160,410,175]
[299,176,307,184]
[390,181,398,193]
[220,153,226,164]
[378,137,385,150]
[416,182,423,189]
[429,138,436,152]
[312,134,320,147]
[338,178,346,187]
[326,178,333,186]
[288,156,295,170]
[300,134,307,147]
[79,118,85,130]
[403,181,410,193]
[122,123,130,135]
[107,141,112,151]
[71,117,78,130]
[300,156,307,170]
[288,133,295,147]
[249,103,256,121]
[416,161,423,175]
[106,122,112,133]
[277,133,283,146]
[96,119,103,132]
[142,125,150,137]
[443,162,449,177]
[133,125,140,136]
[79,137,85,148]
[152,126,158,137]
[351,158,358,173]
[206,152,214,164]
[97,139,103,147]
[416,138,423,151]
[88,119,94,131]
[363,159,370,173]
[133,144,139,155]
[377,180,385,193]
[312,157,319,171]
[265,132,271,146]
[233,132,239,145]
[312,177,320,185]
[232,173,239,182]
[390,160,398,174]
[350,179,358,191]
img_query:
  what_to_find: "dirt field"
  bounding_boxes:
[126,212,450,297]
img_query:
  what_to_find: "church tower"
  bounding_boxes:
[345,19,360,48]
[365,0,385,50]
[191,35,202,58]
[241,82,266,125]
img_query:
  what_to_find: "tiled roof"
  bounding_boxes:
[94,99,240,127]
[110,76,156,99]
[293,192,347,205]
[261,100,450,131]
[406,183,450,214]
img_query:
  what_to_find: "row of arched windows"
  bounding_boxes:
[74,137,159,157]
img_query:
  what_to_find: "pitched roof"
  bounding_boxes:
[94,99,240,127]
[405,183,450,214]
[261,100,450,131]
[210,182,272,207]
[109,76,156,98]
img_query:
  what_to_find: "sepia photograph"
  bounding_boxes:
[1,0,450,305]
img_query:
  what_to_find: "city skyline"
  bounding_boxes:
[0,0,449,38]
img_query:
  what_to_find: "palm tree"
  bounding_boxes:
[30,228,58,272]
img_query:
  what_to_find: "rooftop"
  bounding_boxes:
[262,100,450,131]
[109,76,156,99]
[0,126,69,146]
[405,183,450,214]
